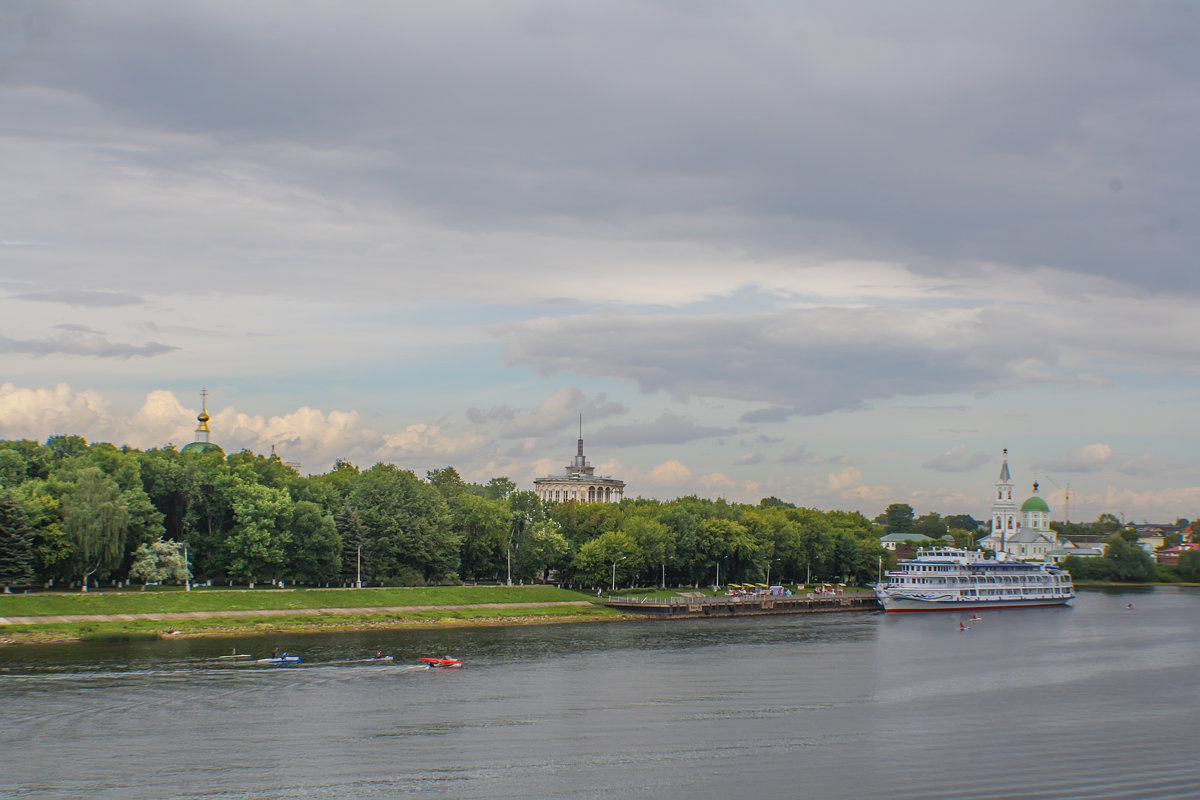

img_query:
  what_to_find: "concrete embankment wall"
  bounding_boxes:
[604,594,880,618]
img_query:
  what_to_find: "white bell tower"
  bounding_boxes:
[990,448,1019,551]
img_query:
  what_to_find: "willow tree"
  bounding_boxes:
[62,468,130,591]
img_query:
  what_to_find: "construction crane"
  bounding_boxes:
[1040,474,1070,523]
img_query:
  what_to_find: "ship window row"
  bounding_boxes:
[973,588,1067,596]
[897,576,1068,587]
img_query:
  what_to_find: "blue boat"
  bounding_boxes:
[256,655,302,665]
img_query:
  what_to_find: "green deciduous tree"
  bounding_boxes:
[758,496,796,509]
[44,434,90,463]
[505,491,550,584]
[1176,549,1200,582]
[621,513,675,586]
[571,530,641,589]
[122,485,167,570]
[224,479,293,585]
[183,454,240,581]
[426,466,468,501]
[693,518,744,585]
[944,514,980,533]
[299,459,360,514]
[10,478,71,581]
[480,476,517,501]
[138,447,193,542]
[227,449,301,491]
[913,512,948,539]
[514,520,570,583]
[452,493,510,581]
[0,448,28,489]
[286,501,342,585]
[883,503,915,534]
[1102,534,1156,581]
[550,500,623,547]
[351,464,457,584]
[128,539,191,587]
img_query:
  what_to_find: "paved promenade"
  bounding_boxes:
[0,601,595,626]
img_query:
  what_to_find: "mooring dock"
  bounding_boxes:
[604,593,881,618]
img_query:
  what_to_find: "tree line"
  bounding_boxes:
[0,436,893,592]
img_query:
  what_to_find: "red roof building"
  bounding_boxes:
[1155,543,1200,566]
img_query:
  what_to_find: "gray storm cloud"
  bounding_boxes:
[595,414,738,447]
[2,2,1197,301]
[505,306,1018,415]
[16,290,144,307]
[0,332,176,358]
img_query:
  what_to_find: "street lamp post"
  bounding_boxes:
[184,542,191,592]
[611,556,626,593]
[507,529,514,587]
[766,557,781,587]
[355,542,362,589]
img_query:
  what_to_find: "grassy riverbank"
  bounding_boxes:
[1,605,631,645]
[0,584,588,616]
[0,585,631,645]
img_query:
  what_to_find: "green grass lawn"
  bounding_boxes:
[0,602,630,644]
[0,584,595,617]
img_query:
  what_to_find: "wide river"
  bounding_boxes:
[2,587,1197,799]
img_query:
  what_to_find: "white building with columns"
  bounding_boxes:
[534,431,625,504]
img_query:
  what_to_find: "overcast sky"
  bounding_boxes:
[3,1,1199,523]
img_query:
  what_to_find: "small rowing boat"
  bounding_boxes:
[256,655,302,665]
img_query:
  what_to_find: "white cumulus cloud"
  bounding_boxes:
[645,460,693,488]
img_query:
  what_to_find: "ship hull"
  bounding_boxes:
[874,592,1071,613]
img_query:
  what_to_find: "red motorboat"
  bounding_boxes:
[419,657,463,668]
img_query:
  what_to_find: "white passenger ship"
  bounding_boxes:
[874,547,1074,612]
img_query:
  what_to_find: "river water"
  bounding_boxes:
[1,587,1197,799]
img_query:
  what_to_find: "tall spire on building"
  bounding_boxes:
[574,414,588,469]
[533,412,624,503]
[991,447,1017,553]
[196,387,211,443]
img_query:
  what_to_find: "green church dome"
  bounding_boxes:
[179,388,223,456]
[1020,495,1050,513]
[181,441,224,455]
